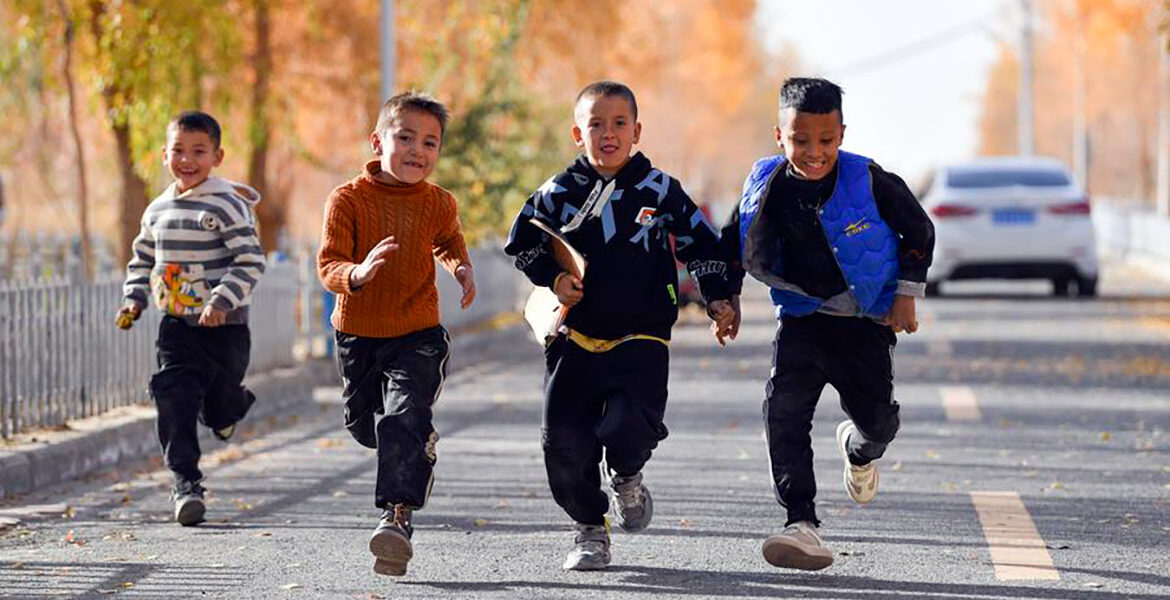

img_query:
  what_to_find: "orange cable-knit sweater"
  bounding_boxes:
[317,160,471,338]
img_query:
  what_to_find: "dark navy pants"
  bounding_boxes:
[765,313,901,526]
[542,336,669,526]
[335,326,450,510]
[150,316,254,485]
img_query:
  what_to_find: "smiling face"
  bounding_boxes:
[370,108,443,185]
[572,93,641,178]
[163,128,224,192]
[775,108,845,181]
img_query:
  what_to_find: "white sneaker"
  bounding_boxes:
[761,521,833,570]
[609,472,653,532]
[836,420,878,504]
[562,521,611,571]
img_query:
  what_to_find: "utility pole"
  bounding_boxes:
[380,0,396,104]
[1072,9,1088,188]
[1018,0,1035,156]
[1157,29,1170,217]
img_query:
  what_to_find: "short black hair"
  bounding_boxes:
[168,111,222,148]
[779,77,843,117]
[575,80,638,120]
[376,91,450,139]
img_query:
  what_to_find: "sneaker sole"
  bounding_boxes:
[836,420,877,505]
[761,536,833,571]
[175,500,205,527]
[369,528,412,576]
[563,554,610,571]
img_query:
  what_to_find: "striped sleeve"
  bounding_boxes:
[122,209,155,308]
[208,195,266,310]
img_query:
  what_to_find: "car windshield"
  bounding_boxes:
[947,167,1070,188]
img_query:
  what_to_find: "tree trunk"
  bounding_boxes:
[58,0,93,280]
[248,0,284,253]
[89,1,149,267]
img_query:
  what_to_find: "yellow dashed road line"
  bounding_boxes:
[940,386,981,422]
[970,491,1059,581]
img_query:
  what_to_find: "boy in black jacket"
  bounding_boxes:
[718,77,934,571]
[504,81,735,571]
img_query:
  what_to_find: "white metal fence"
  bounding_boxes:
[0,263,299,438]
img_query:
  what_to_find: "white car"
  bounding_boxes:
[921,157,1098,297]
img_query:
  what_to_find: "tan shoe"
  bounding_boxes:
[762,521,833,570]
[562,520,611,571]
[837,420,878,504]
[370,504,413,576]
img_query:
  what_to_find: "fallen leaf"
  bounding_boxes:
[474,518,488,527]
[890,461,903,472]
[121,582,134,589]
[679,519,691,527]
[280,583,301,590]
[1084,582,1104,588]
[332,491,347,498]
[1100,432,1112,442]
[1050,481,1063,490]
[925,449,939,459]
[256,532,272,537]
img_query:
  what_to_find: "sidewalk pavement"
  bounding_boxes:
[0,317,531,501]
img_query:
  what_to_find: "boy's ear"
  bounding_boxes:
[213,147,225,166]
[570,124,585,149]
[773,125,784,150]
[839,123,846,145]
[632,122,642,145]
[369,131,383,156]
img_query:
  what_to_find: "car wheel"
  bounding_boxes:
[925,281,941,297]
[1076,277,1098,297]
[1052,277,1072,297]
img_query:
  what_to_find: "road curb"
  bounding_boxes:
[0,319,531,500]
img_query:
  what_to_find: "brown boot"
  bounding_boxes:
[370,504,413,576]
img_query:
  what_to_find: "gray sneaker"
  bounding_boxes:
[609,472,653,532]
[370,504,413,576]
[562,521,611,571]
[171,481,206,526]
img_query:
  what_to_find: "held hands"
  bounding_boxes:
[199,304,228,327]
[455,264,477,309]
[349,236,400,289]
[709,295,741,347]
[883,295,918,333]
[115,303,141,330]
[553,272,584,307]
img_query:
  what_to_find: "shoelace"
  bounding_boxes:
[615,484,642,508]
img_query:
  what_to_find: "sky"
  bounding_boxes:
[754,0,1015,184]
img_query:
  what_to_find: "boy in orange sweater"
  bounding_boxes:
[317,92,476,577]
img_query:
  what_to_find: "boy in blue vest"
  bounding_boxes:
[718,77,934,570]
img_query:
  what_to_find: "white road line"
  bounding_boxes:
[940,385,982,422]
[970,491,1060,581]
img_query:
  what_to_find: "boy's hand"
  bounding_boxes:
[349,236,399,289]
[455,264,476,309]
[883,295,918,333]
[709,295,741,347]
[553,272,584,307]
[115,303,141,330]
[199,304,228,327]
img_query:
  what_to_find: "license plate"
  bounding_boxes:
[992,209,1035,225]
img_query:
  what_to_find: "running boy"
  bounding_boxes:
[504,81,735,571]
[718,77,934,570]
[317,92,476,577]
[117,111,266,526]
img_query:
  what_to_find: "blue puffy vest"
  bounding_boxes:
[737,151,899,319]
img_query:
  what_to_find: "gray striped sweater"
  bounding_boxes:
[122,176,267,325]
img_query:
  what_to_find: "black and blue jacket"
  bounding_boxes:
[731,151,933,320]
[504,152,730,341]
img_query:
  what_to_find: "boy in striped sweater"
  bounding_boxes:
[117,111,267,526]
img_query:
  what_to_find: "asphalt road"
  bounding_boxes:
[1,262,1168,599]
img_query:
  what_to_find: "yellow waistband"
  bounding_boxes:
[566,328,669,353]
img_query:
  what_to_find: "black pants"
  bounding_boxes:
[765,313,901,527]
[542,336,669,526]
[335,326,450,510]
[150,317,254,485]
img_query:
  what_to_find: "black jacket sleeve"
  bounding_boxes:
[719,204,746,296]
[503,192,564,289]
[661,179,731,303]
[870,163,935,284]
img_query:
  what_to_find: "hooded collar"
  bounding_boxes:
[568,151,653,186]
[165,176,262,206]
